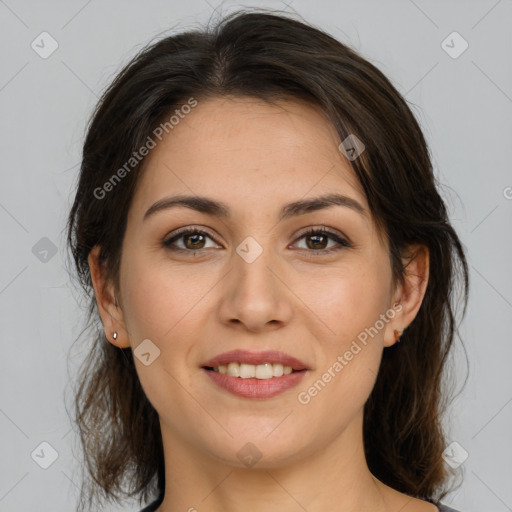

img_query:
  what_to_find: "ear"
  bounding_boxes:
[88,245,130,348]
[383,243,429,347]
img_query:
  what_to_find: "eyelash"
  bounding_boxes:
[162,226,351,257]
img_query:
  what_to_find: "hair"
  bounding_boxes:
[66,8,469,511]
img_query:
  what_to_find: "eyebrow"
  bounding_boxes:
[143,193,367,222]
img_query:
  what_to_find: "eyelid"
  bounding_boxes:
[293,225,351,245]
[163,226,222,249]
[163,225,352,254]
[290,226,352,255]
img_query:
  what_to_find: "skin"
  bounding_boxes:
[88,96,433,512]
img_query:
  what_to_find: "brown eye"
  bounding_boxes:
[183,232,206,249]
[293,227,351,255]
[163,228,220,253]
[305,232,329,250]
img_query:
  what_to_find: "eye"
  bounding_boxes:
[163,226,351,257]
[292,227,351,255]
[163,227,221,253]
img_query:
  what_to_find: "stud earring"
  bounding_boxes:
[113,331,118,340]
[394,328,404,343]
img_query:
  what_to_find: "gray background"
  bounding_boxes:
[0,1,511,511]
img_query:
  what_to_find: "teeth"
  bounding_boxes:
[213,362,295,379]
[227,362,240,377]
[240,363,256,378]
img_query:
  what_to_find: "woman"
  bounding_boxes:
[67,10,469,512]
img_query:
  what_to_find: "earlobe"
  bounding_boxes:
[383,301,406,347]
[88,246,130,349]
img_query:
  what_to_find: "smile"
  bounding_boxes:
[207,362,296,379]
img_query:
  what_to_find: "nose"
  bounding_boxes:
[217,246,294,333]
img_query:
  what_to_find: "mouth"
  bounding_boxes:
[201,349,309,375]
[203,362,303,379]
[200,349,309,398]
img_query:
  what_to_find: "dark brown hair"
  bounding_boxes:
[66,9,469,511]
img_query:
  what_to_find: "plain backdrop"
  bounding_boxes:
[0,1,511,511]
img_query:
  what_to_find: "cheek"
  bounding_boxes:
[119,251,212,342]
[295,269,388,427]
[119,254,205,411]
[299,260,392,343]
[307,262,391,414]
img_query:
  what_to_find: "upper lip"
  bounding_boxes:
[202,349,309,371]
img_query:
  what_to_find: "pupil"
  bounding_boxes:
[308,234,327,250]
[186,233,204,249]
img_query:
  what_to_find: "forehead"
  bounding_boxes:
[131,96,368,220]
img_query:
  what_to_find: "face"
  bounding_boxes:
[95,96,414,468]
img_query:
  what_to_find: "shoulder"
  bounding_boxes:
[421,496,464,512]
[435,502,464,512]
[139,496,163,512]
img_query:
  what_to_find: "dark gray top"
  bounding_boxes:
[140,496,462,511]
[436,503,462,512]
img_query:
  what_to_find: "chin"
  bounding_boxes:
[204,431,309,470]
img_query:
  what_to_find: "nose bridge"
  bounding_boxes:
[232,237,280,300]
[217,235,293,330]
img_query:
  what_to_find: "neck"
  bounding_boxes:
[156,412,391,512]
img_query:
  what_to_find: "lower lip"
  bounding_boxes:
[202,368,307,399]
